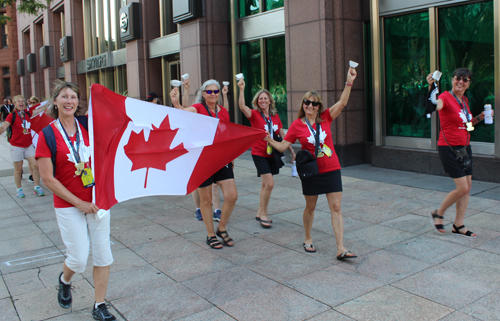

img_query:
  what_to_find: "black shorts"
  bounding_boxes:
[301,170,343,196]
[252,155,280,177]
[438,145,473,178]
[199,163,234,187]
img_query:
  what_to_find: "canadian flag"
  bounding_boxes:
[89,84,265,211]
[28,101,54,147]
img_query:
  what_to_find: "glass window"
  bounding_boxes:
[239,40,262,126]
[239,0,259,18]
[160,0,178,36]
[2,67,9,75]
[3,77,10,97]
[1,17,8,48]
[438,1,494,143]
[265,0,283,11]
[266,36,287,126]
[384,12,431,138]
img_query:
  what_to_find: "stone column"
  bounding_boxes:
[42,8,57,100]
[285,0,366,166]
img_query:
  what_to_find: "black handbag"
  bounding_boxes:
[295,123,320,179]
[273,135,284,168]
[440,126,472,172]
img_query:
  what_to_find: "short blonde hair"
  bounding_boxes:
[29,96,40,104]
[46,80,82,119]
[12,95,27,110]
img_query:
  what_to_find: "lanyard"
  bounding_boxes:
[304,118,321,157]
[56,118,83,164]
[261,113,274,139]
[203,103,218,119]
[17,111,27,129]
[451,92,471,122]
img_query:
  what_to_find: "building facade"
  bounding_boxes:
[15,0,500,181]
[0,2,20,100]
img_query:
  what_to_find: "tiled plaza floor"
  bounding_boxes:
[1,130,500,320]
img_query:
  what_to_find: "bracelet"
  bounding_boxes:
[345,82,353,86]
[476,115,481,121]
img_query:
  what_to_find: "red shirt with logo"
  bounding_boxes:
[6,111,32,148]
[438,91,471,146]
[284,109,340,174]
[36,121,93,208]
[193,103,230,122]
[248,109,283,157]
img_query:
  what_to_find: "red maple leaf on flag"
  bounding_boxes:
[124,115,188,188]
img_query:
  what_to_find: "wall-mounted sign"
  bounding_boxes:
[119,2,141,42]
[39,46,54,68]
[60,36,73,62]
[86,53,111,72]
[173,0,204,23]
[17,59,25,76]
[26,53,36,73]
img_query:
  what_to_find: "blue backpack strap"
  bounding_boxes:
[75,115,88,131]
[41,125,57,177]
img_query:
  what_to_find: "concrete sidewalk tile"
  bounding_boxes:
[477,236,500,255]
[0,207,27,220]
[0,233,54,257]
[464,212,500,232]
[335,285,453,321]
[112,283,212,321]
[175,307,236,321]
[152,214,210,235]
[214,236,287,264]
[130,235,204,264]
[438,311,479,321]
[218,284,329,321]
[230,218,303,244]
[425,227,500,247]
[0,247,65,274]
[110,215,154,230]
[182,266,278,306]
[3,268,48,296]
[13,279,95,320]
[242,250,331,283]
[465,197,500,212]
[380,213,434,233]
[153,250,237,282]
[0,215,33,230]
[312,216,371,235]
[82,247,149,279]
[306,309,355,320]
[386,235,470,264]
[0,278,9,299]
[0,223,43,242]
[336,249,431,283]
[392,266,494,310]
[103,265,175,301]
[271,207,329,226]
[342,206,404,224]
[285,266,384,306]
[49,306,125,321]
[438,249,500,284]
[460,290,500,320]
[0,298,19,321]
[344,225,417,249]
[111,223,177,247]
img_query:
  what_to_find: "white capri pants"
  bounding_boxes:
[55,207,113,273]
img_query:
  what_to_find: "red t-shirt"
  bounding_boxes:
[438,91,471,146]
[248,109,283,157]
[6,111,32,148]
[36,121,93,208]
[192,103,230,122]
[284,109,340,174]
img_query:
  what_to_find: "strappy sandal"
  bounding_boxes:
[337,250,357,260]
[303,243,316,253]
[206,236,223,249]
[429,210,445,234]
[256,217,272,223]
[216,229,234,247]
[452,224,477,238]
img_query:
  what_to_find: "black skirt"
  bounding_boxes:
[438,145,473,178]
[301,170,342,196]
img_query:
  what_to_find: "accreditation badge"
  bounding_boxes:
[321,144,333,158]
[466,122,474,132]
[266,144,273,155]
[81,168,95,188]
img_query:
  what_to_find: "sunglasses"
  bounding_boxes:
[204,90,220,94]
[454,76,470,83]
[303,99,320,107]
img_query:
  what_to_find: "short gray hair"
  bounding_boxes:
[193,79,222,105]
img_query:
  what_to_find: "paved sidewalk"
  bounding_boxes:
[1,149,500,320]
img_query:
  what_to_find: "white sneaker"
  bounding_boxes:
[291,165,298,177]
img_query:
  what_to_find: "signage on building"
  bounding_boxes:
[86,53,111,72]
[119,2,141,42]
[173,0,204,23]
[39,46,54,69]
[26,53,36,73]
[60,36,73,62]
[17,59,25,76]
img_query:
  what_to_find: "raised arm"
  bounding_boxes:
[182,79,190,108]
[329,67,357,120]
[170,87,197,113]
[31,103,48,117]
[237,79,252,119]
[222,85,229,110]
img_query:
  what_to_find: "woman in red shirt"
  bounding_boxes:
[237,79,295,228]
[266,67,357,260]
[430,68,491,238]
[0,95,45,198]
[170,79,237,250]
[36,81,116,321]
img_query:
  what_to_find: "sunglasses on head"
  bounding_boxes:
[204,90,220,94]
[454,76,470,83]
[303,99,320,107]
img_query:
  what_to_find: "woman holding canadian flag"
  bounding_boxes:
[36,81,116,321]
[171,79,237,249]
[265,67,358,260]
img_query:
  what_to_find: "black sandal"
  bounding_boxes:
[429,210,445,234]
[216,229,234,247]
[452,224,477,238]
[206,236,222,249]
